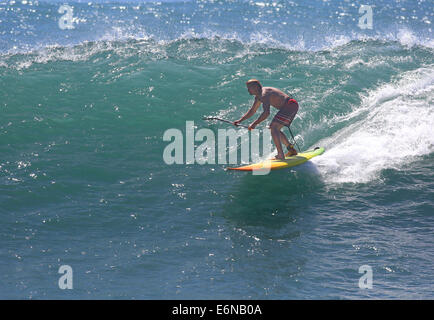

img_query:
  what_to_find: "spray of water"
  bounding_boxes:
[313,66,434,183]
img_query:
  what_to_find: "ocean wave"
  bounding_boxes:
[1,34,432,71]
[1,0,432,55]
[312,66,434,184]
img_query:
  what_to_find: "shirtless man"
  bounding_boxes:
[234,79,298,160]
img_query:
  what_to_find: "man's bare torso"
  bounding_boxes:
[258,87,291,110]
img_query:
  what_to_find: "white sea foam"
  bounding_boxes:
[312,66,434,184]
[1,23,433,70]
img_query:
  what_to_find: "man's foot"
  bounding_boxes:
[284,145,298,157]
[275,152,286,160]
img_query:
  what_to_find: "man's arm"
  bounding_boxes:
[234,97,261,125]
[249,103,270,129]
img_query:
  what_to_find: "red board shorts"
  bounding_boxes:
[272,98,299,126]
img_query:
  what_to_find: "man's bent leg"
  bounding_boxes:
[279,131,297,156]
[279,131,290,149]
[270,121,285,160]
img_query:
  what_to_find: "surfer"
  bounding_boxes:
[233,79,298,160]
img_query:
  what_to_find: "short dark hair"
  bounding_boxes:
[246,79,262,90]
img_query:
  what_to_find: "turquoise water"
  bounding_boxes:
[0,0,433,299]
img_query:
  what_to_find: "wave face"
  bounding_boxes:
[1,38,432,180]
[1,0,434,300]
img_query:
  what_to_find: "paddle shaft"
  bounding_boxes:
[204,116,301,151]
[203,117,249,128]
[286,125,301,152]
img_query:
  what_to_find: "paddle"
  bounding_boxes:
[202,116,249,129]
[203,116,301,155]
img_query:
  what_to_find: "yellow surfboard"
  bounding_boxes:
[227,147,325,171]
